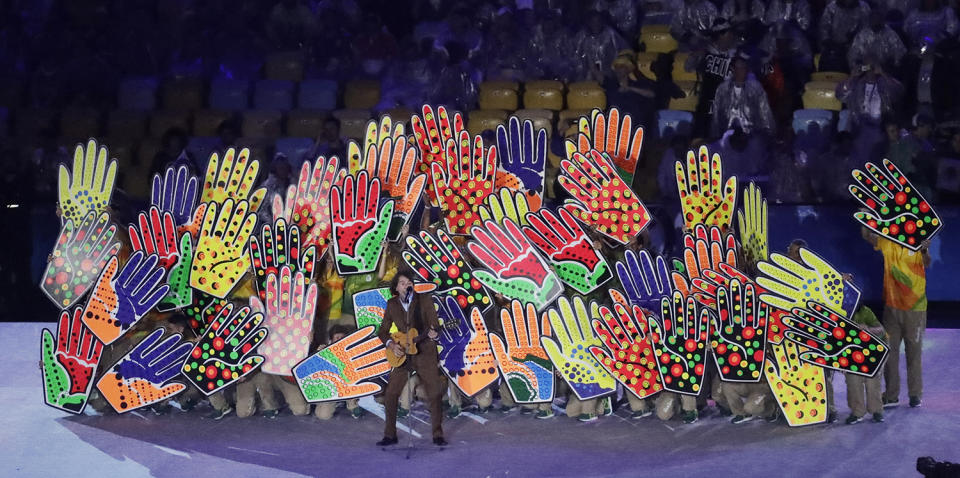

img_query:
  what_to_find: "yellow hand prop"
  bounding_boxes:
[737,182,768,264]
[190,199,258,298]
[675,145,737,230]
[201,147,266,212]
[764,340,828,427]
[478,188,535,226]
[58,139,118,225]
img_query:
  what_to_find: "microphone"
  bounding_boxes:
[404,286,413,302]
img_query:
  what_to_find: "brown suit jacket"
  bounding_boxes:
[377,293,440,350]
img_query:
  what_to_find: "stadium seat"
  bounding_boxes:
[118,77,159,111]
[209,79,250,111]
[383,107,414,126]
[467,109,508,135]
[672,52,697,81]
[635,52,657,80]
[59,108,101,140]
[811,71,849,82]
[814,53,821,71]
[242,110,283,139]
[523,80,564,110]
[640,24,678,53]
[802,81,842,111]
[480,82,520,110]
[298,80,338,110]
[513,109,554,137]
[265,51,305,82]
[161,78,204,110]
[332,109,373,140]
[792,109,834,134]
[275,137,315,165]
[254,80,296,111]
[837,109,851,133]
[14,108,56,139]
[287,109,330,138]
[149,110,191,137]
[343,80,381,109]
[186,136,221,163]
[668,81,698,112]
[657,109,694,138]
[192,109,234,137]
[566,82,606,110]
[558,109,591,127]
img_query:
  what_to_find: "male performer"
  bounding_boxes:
[376,270,447,446]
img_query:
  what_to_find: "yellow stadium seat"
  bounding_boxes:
[802,81,842,111]
[479,82,520,111]
[149,110,191,137]
[513,109,554,137]
[333,109,373,140]
[566,82,606,110]
[811,71,849,82]
[241,110,283,139]
[343,80,381,109]
[383,107,414,127]
[483,80,520,92]
[640,24,678,53]
[162,78,204,110]
[59,108,101,141]
[467,109,508,135]
[193,109,234,137]
[265,51,305,82]
[287,109,330,138]
[557,109,591,127]
[107,110,148,141]
[523,81,564,110]
[668,81,699,112]
[672,52,697,81]
[635,52,657,80]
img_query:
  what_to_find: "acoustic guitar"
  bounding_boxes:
[385,314,461,368]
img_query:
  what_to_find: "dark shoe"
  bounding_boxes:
[351,407,364,419]
[827,411,838,424]
[433,436,448,447]
[845,414,864,425]
[765,409,780,423]
[179,399,197,412]
[498,405,514,413]
[536,409,555,419]
[206,407,233,420]
[717,406,733,417]
[446,405,461,419]
[398,407,410,419]
[261,409,279,419]
[681,411,698,424]
[577,413,598,422]
[476,406,491,414]
[520,407,535,415]
[731,414,754,424]
[631,409,653,419]
[376,437,398,447]
[909,396,922,408]
[882,397,899,408]
[872,412,885,423]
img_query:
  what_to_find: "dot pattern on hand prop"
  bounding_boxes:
[765,340,828,427]
[41,307,104,414]
[435,296,500,397]
[431,129,498,235]
[293,326,390,402]
[738,182,768,265]
[467,218,563,311]
[558,149,650,244]
[58,138,118,226]
[565,107,644,185]
[189,198,258,298]
[272,157,340,255]
[522,207,612,295]
[849,158,942,250]
[157,232,194,312]
[184,291,230,337]
[412,104,466,206]
[353,284,436,330]
[488,300,555,404]
[781,301,888,377]
[541,296,616,401]
[495,116,547,210]
[128,206,179,270]
[615,249,672,312]
[182,303,267,395]
[249,266,318,375]
[675,145,737,230]
[250,218,316,302]
[589,301,663,400]
[40,211,120,309]
[82,251,169,345]
[403,228,492,313]
[671,224,738,301]
[361,128,425,242]
[200,147,266,212]
[691,262,789,344]
[96,328,192,413]
[479,187,536,227]
[757,247,861,320]
[709,278,768,382]
[330,171,394,275]
[151,165,199,227]
[346,116,404,175]
[648,291,710,396]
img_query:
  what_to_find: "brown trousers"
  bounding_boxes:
[882,307,926,400]
[846,373,883,416]
[383,348,444,439]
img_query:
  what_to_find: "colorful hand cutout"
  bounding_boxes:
[558,149,650,244]
[40,212,120,308]
[82,251,170,345]
[293,325,390,402]
[479,187,535,226]
[182,303,267,394]
[272,157,340,254]
[782,302,888,377]
[495,116,547,209]
[330,171,394,274]
[757,247,860,317]
[523,207,612,295]
[129,206,179,270]
[615,249,672,312]
[189,198,257,298]
[250,218,316,302]
[671,224,738,300]
[157,232,194,312]
[355,123,425,242]
[58,139,118,225]
[541,296,616,400]
[96,328,192,413]
[412,104,466,205]
[353,287,393,329]
[765,340,828,427]
[738,182,768,265]
[184,291,229,337]
[403,228,492,312]
[467,218,563,311]
[566,107,644,184]
[675,145,737,230]
[689,261,790,343]
[589,302,662,400]
[436,296,500,397]
[151,165,198,226]
[200,147,266,212]
[710,278,767,382]
[648,291,710,395]
[489,300,554,403]
[249,266,318,375]
[431,130,497,235]
[849,158,942,250]
[41,307,103,413]
[346,116,404,174]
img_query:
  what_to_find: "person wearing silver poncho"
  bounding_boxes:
[848,9,907,72]
[904,0,958,50]
[711,55,775,139]
[818,0,872,72]
[670,0,719,48]
[763,0,812,30]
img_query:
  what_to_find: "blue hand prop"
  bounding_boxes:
[152,165,199,226]
[116,329,193,384]
[436,295,471,375]
[616,250,672,312]
[496,116,547,194]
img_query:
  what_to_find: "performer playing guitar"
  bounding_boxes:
[376,270,447,447]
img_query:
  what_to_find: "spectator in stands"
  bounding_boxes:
[759,24,814,124]
[572,11,626,81]
[686,18,740,137]
[904,0,958,50]
[596,0,640,40]
[649,53,687,110]
[352,13,399,78]
[819,0,872,72]
[309,117,345,160]
[848,9,907,72]
[536,13,579,82]
[712,124,770,185]
[435,41,480,113]
[670,0,719,49]
[266,0,318,50]
[763,0,812,30]
[836,57,904,165]
[720,0,766,43]
[602,50,657,139]
[711,54,776,139]
[217,119,241,151]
